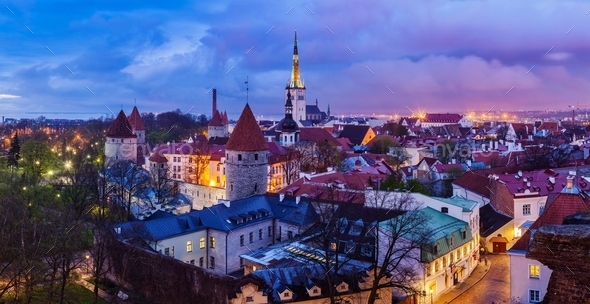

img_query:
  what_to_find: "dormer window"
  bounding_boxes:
[433,244,439,255]
[339,218,348,233]
[450,237,454,247]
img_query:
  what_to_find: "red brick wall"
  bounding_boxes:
[490,180,515,218]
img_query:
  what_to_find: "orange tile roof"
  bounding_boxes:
[226,104,268,151]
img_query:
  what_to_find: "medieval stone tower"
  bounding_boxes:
[105,110,138,164]
[208,89,229,138]
[225,103,268,201]
[127,106,145,145]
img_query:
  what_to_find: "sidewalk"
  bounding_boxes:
[77,272,122,303]
[435,258,492,304]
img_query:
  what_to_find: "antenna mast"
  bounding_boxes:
[245,76,249,103]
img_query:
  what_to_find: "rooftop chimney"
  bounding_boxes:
[212,88,217,117]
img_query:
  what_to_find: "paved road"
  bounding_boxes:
[450,254,510,304]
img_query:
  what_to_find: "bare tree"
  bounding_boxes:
[293,141,318,173]
[365,191,433,304]
[523,144,552,170]
[109,160,150,220]
[149,162,174,205]
[90,156,127,303]
[188,142,210,185]
[388,143,411,172]
[280,147,301,186]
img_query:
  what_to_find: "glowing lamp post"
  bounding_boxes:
[85,254,91,274]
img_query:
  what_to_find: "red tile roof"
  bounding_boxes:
[148,150,168,163]
[538,122,559,132]
[452,172,492,197]
[208,110,225,127]
[423,113,462,123]
[222,111,229,125]
[494,169,589,197]
[107,110,136,138]
[433,164,463,173]
[277,171,386,203]
[299,128,341,146]
[226,104,268,151]
[511,191,590,251]
[127,106,146,131]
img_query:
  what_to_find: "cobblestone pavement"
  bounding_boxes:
[449,254,510,304]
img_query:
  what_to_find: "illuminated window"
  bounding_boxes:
[529,265,540,279]
[186,241,192,253]
[210,237,216,248]
[199,237,205,249]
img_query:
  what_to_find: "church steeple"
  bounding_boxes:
[280,91,299,146]
[288,30,304,89]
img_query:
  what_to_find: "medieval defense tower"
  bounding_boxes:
[224,104,269,201]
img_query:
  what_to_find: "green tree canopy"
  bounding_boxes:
[20,139,57,181]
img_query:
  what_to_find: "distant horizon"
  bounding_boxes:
[2,1,590,119]
[1,108,585,123]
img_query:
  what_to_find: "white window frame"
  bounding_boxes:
[528,289,541,303]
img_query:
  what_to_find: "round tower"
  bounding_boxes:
[225,104,268,201]
[105,110,138,165]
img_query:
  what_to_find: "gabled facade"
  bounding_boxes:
[338,125,376,146]
[507,179,590,303]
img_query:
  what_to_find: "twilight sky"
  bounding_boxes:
[1,0,590,120]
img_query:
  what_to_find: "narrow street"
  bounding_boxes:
[448,254,510,304]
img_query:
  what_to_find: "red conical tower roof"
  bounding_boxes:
[127,106,146,131]
[107,110,136,138]
[226,104,268,151]
[223,111,229,125]
[208,110,224,127]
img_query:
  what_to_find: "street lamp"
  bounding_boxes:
[85,254,91,274]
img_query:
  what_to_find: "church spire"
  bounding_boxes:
[289,30,304,89]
